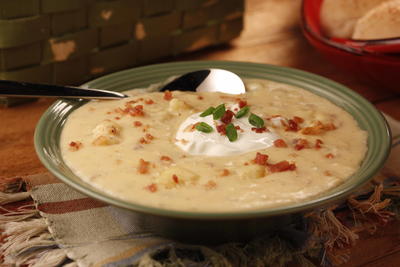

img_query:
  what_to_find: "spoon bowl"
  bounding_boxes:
[160,69,246,94]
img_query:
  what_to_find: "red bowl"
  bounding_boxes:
[301,0,400,92]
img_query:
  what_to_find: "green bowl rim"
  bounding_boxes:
[34,60,392,220]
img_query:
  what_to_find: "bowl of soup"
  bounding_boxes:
[34,61,391,243]
[302,0,400,92]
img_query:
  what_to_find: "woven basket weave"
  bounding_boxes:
[0,0,244,106]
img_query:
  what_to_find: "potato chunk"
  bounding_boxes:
[157,166,199,188]
[237,164,266,179]
[92,119,121,145]
[168,98,191,113]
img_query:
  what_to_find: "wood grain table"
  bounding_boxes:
[1,0,399,266]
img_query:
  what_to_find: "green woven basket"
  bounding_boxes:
[0,0,244,106]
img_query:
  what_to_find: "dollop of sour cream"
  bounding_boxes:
[175,110,280,157]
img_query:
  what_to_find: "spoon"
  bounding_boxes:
[0,69,245,100]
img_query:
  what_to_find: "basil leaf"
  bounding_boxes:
[249,113,264,128]
[235,106,249,118]
[213,104,226,120]
[195,122,213,133]
[200,106,215,117]
[226,123,238,142]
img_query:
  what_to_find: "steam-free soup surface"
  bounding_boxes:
[60,79,367,212]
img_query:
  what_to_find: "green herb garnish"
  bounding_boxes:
[235,106,249,118]
[249,113,264,128]
[195,122,213,133]
[200,106,215,117]
[213,104,226,120]
[225,123,238,142]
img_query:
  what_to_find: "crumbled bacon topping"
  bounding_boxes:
[293,138,309,151]
[134,121,142,127]
[139,133,154,144]
[221,110,234,124]
[238,100,247,108]
[324,170,332,176]
[145,133,154,140]
[163,91,172,101]
[145,99,154,104]
[197,95,204,100]
[293,116,304,124]
[301,121,336,135]
[139,137,149,144]
[204,180,217,189]
[253,152,269,166]
[216,124,226,135]
[220,169,230,177]
[267,161,296,173]
[274,139,288,148]
[160,156,172,161]
[138,159,150,174]
[124,104,144,117]
[285,119,299,132]
[172,174,179,184]
[251,127,268,133]
[69,141,83,151]
[145,183,157,192]
[315,139,323,149]
[325,153,335,159]
[114,116,120,120]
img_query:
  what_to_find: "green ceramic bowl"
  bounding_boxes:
[35,61,391,243]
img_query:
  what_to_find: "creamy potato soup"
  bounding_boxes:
[60,79,368,212]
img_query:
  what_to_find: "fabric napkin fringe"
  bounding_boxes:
[1,178,400,266]
[0,193,69,267]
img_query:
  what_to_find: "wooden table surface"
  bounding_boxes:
[1,0,399,266]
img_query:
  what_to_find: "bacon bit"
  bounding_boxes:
[235,125,244,132]
[138,159,150,174]
[324,170,332,176]
[268,161,296,173]
[220,169,230,177]
[145,133,154,140]
[315,139,323,149]
[69,141,83,151]
[145,183,157,192]
[139,137,149,144]
[325,153,335,159]
[124,104,144,117]
[197,95,204,100]
[134,121,142,127]
[293,116,304,124]
[145,99,154,104]
[244,162,249,166]
[114,116,120,120]
[172,174,179,184]
[301,121,336,135]
[238,100,247,108]
[221,110,235,124]
[216,124,226,135]
[204,180,217,190]
[163,91,172,101]
[251,127,268,133]
[294,138,309,151]
[285,119,299,132]
[324,122,336,131]
[253,152,269,166]
[106,111,112,114]
[160,156,172,161]
[274,139,288,148]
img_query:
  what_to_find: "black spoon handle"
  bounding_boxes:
[0,80,127,100]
